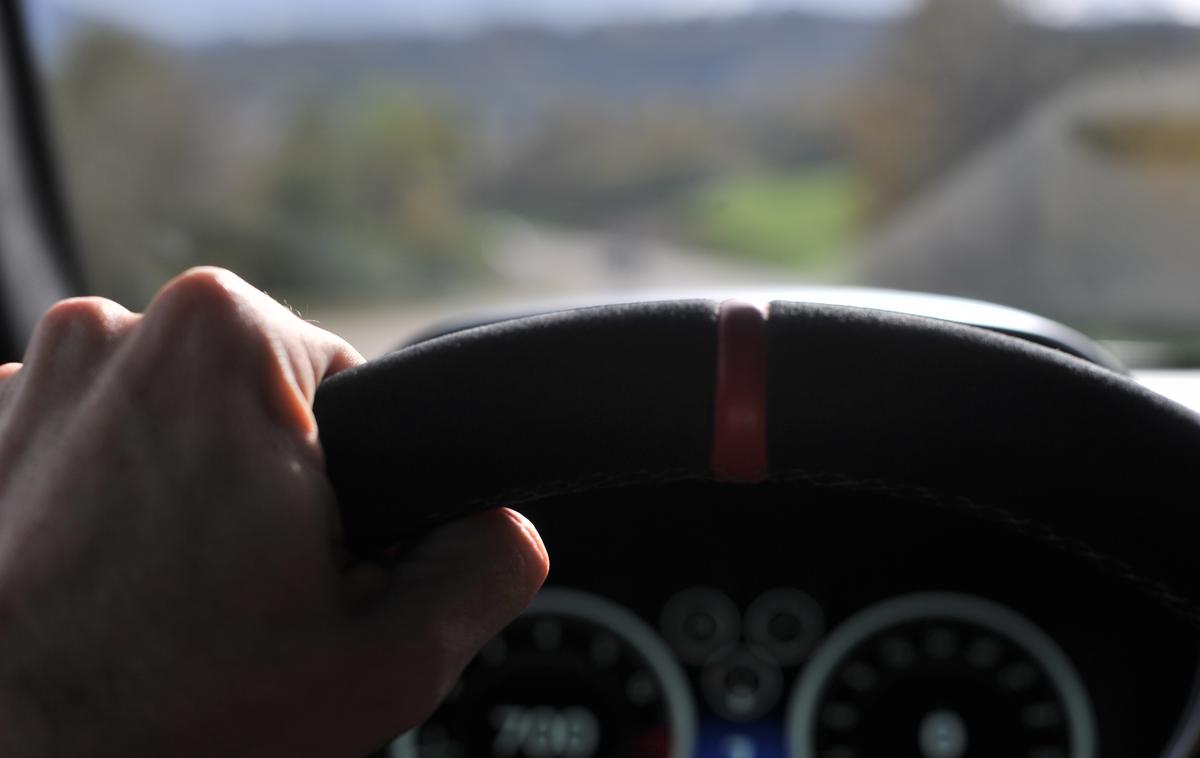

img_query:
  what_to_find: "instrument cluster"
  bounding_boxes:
[380,483,1200,758]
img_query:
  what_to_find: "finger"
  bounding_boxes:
[131,267,364,437]
[0,362,21,395]
[17,298,139,401]
[349,508,549,732]
[0,362,22,414]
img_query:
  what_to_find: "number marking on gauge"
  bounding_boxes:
[391,587,696,758]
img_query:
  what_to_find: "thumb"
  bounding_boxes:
[348,508,549,731]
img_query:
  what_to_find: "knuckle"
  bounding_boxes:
[147,267,259,346]
[136,268,288,402]
[33,297,130,348]
[154,267,244,317]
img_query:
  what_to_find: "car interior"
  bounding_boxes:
[4,1,1200,757]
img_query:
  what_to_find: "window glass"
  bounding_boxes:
[20,0,1200,359]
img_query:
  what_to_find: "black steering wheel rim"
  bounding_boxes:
[313,298,1200,627]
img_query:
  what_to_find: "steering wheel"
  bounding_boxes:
[314,297,1200,618]
[311,296,1200,757]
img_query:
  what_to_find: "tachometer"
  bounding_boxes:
[391,587,696,758]
[787,593,1097,758]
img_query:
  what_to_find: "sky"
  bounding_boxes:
[28,0,1200,44]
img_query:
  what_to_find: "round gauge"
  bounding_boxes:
[660,587,741,665]
[745,588,825,666]
[787,593,1097,758]
[391,587,696,758]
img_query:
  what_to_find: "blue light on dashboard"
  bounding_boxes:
[697,723,784,758]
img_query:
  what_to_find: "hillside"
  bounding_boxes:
[183,13,891,137]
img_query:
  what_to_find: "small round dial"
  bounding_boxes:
[787,593,1097,758]
[392,588,695,758]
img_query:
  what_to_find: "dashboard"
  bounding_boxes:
[376,484,1199,758]
[310,290,1200,758]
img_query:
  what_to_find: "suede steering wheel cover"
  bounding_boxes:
[312,300,1200,625]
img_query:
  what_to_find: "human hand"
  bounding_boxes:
[0,268,548,757]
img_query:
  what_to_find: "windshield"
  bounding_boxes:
[19,0,1200,361]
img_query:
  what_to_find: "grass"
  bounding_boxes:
[688,167,860,269]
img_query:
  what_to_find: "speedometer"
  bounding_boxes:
[787,593,1097,758]
[391,587,696,758]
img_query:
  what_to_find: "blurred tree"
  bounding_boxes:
[51,26,217,305]
[849,0,1049,221]
[849,0,1198,223]
[256,86,477,294]
[480,100,731,227]
[52,28,478,303]
[342,89,469,265]
[733,90,851,171]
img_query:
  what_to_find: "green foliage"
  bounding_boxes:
[687,168,861,269]
[480,102,731,226]
[50,26,215,305]
[50,27,484,303]
[253,85,481,295]
[50,26,860,304]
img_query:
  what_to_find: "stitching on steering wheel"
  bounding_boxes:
[772,471,1200,629]
[427,467,1200,628]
